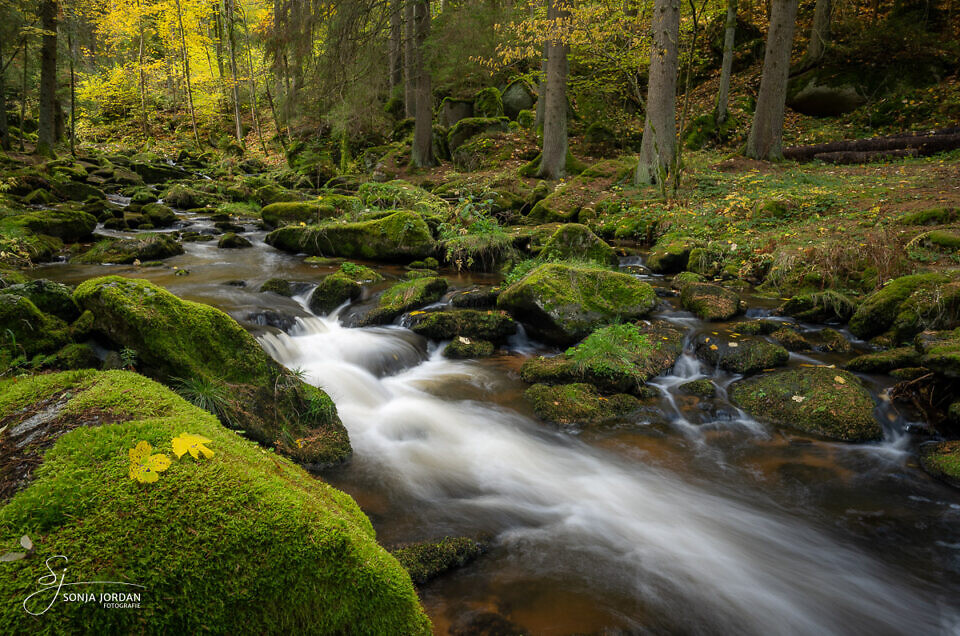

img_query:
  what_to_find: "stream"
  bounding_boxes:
[31,209,960,635]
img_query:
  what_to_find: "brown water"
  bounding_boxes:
[33,214,960,635]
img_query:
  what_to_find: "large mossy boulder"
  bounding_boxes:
[308,273,362,315]
[786,67,867,117]
[0,370,431,634]
[915,328,960,378]
[919,441,960,489]
[845,346,921,373]
[497,263,657,345]
[0,294,70,356]
[646,238,694,274]
[848,273,960,342]
[408,309,516,343]
[730,367,882,441]
[357,180,448,216]
[538,223,618,267]
[446,117,510,154]
[265,211,436,262]
[524,382,641,426]
[361,277,448,326]
[680,282,743,321]
[140,203,178,228]
[502,79,536,119]
[778,290,856,324]
[694,333,789,375]
[17,208,97,242]
[0,279,79,322]
[261,201,340,228]
[73,276,351,467]
[74,234,185,264]
[520,322,683,394]
[524,157,635,223]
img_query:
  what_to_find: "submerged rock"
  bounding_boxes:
[730,367,881,442]
[680,282,743,321]
[497,263,657,345]
[73,233,184,264]
[73,276,351,467]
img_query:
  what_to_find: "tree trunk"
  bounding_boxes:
[239,5,267,154]
[804,0,831,65]
[537,0,570,179]
[174,0,202,149]
[225,0,244,143]
[19,41,27,151]
[37,0,58,156]
[68,30,75,156]
[0,48,8,150]
[635,0,680,185]
[745,0,798,161]
[410,0,435,167]
[784,127,960,161]
[137,0,149,138]
[389,2,403,90]
[403,0,415,119]
[715,0,737,124]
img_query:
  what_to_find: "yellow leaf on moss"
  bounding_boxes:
[128,441,171,483]
[172,432,215,460]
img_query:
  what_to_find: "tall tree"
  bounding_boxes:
[745,0,798,160]
[136,0,149,138]
[403,0,415,118]
[37,0,58,156]
[538,0,570,179]
[389,1,402,91]
[714,0,737,124]
[224,0,243,143]
[803,0,831,66]
[409,0,434,167]
[173,0,201,148]
[635,0,680,185]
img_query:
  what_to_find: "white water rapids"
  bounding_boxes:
[260,314,959,635]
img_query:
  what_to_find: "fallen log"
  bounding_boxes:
[784,127,960,162]
[809,132,960,164]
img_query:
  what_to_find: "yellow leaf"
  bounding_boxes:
[172,432,215,460]
[709,344,719,351]
[834,376,846,384]
[128,441,171,483]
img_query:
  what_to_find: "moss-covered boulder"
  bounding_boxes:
[357,180,448,216]
[217,232,253,249]
[51,179,105,202]
[0,370,431,634]
[897,207,958,226]
[778,290,857,324]
[771,327,811,351]
[646,238,694,274]
[45,342,101,370]
[265,212,436,262]
[446,117,510,154]
[474,87,504,118]
[74,234,184,264]
[409,309,516,343]
[524,383,641,426]
[0,279,79,322]
[162,184,209,209]
[730,367,881,442]
[497,263,657,344]
[261,201,340,228]
[450,287,499,309]
[17,208,97,242]
[694,333,789,374]
[308,273,362,315]
[915,328,960,378]
[259,277,294,296]
[0,295,70,356]
[919,441,960,489]
[679,379,716,398]
[520,322,683,394]
[361,277,448,326]
[443,337,495,358]
[73,277,350,467]
[848,273,960,341]
[391,536,484,585]
[680,282,743,321]
[845,346,921,373]
[140,203,178,228]
[538,223,618,267]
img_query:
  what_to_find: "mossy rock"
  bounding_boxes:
[520,322,684,394]
[217,232,252,249]
[409,309,516,343]
[391,536,483,585]
[130,189,158,205]
[730,367,881,442]
[162,184,209,209]
[450,287,499,309]
[259,278,294,297]
[0,294,71,356]
[0,370,430,634]
[524,382,641,426]
[694,333,789,375]
[357,180,448,216]
[845,346,921,373]
[74,234,184,265]
[896,207,958,226]
[848,273,959,341]
[361,277,448,326]
[261,201,340,228]
[254,183,305,206]
[0,279,79,322]
[443,337,495,358]
[731,319,782,336]
[538,223,618,267]
[679,379,716,398]
[73,277,350,467]
[680,283,743,321]
[778,291,856,324]
[17,209,97,242]
[928,231,960,251]
[810,328,852,353]
[671,271,706,290]
[308,273,362,315]
[497,263,657,345]
[140,203,178,228]
[51,180,105,202]
[474,87,504,118]
[446,118,510,154]
[646,238,694,274]
[771,327,811,351]
[22,188,57,205]
[915,328,960,378]
[919,441,960,489]
[265,212,436,262]
[44,342,101,370]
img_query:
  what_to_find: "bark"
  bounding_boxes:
[745,0,798,161]
[137,0,148,138]
[68,30,75,156]
[403,0,415,118]
[635,0,681,185]
[174,0,202,148]
[225,0,244,142]
[265,83,286,152]
[0,49,8,150]
[19,41,27,151]
[37,0,58,156]
[715,0,737,124]
[239,6,267,154]
[804,0,831,65]
[784,127,960,161]
[537,0,570,180]
[410,0,435,167]
[389,2,403,90]
[535,47,547,131]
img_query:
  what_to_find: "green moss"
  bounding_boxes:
[0,370,430,635]
[259,277,294,296]
[896,207,958,226]
[14,208,97,242]
[474,87,504,118]
[524,382,641,426]
[915,328,960,378]
[357,180,448,216]
[520,322,683,394]
[443,337,495,358]
[731,319,782,336]
[778,291,857,324]
[261,201,339,228]
[409,309,516,342]
[73,276,350,466]
[517,109,535,129]
[162,184,210,209]
[0,294,71,356]
[497,263,658,344]
[361,277,448,326]
[679,379,716,398]
[217,232,253,249]
[309,273,361,315]
[140,203,178,227]
[447,118,510,154]
[730,367,881,442]
[848,273,955,341]
[919,441,960,488]
[695,334,789,375]
[680,282,742,321]
[845,346,921,373]
[265,212,437,262]
[391,536,483,585]
[73,234,184,264]
[0,279,79,322]
[647,238,694,274]
[928,230,960,251]
[45,342,101,370]
[538,223,618,267]
[771,327,811,351]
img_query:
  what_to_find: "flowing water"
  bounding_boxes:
[32,211,960,635]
